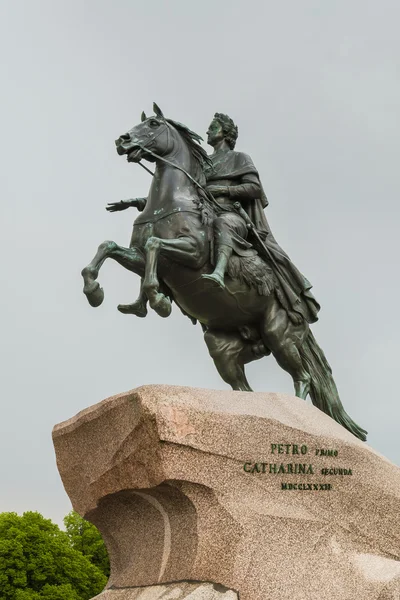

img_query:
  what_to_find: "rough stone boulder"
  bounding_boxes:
[92,583,237,599]
[53,385,400,600]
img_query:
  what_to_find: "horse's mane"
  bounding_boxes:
[166,118,213,186]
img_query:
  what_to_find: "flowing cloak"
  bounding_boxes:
[205,150,320,324]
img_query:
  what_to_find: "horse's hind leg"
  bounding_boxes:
[204,329,268,392]
[81,241,145,307]
[261,299,311,398]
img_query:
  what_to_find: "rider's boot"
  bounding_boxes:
[202,244,232,289]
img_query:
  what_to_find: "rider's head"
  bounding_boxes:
[207,113,238,149]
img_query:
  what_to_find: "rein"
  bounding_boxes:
[138,143,205,190]
[132,133,229,215]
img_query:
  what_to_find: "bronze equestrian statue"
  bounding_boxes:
[81,104,367,441]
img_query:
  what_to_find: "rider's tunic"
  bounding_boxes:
[209,171,261,257]
[205,149,321,324]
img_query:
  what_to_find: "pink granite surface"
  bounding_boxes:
[92,582,237,599]
[53,385,400,600]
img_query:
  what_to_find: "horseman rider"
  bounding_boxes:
[202,112,268,289]
[203,112,320,325]
[107,112,320,325]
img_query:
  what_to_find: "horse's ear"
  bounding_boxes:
[153,102,164,117]
[141,111,147,122]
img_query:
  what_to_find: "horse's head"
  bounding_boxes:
[115,103,174,163]
[116,104,211,186]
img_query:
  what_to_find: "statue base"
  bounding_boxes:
[53,385,400,600]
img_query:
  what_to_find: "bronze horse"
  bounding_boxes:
[81,105,367,441]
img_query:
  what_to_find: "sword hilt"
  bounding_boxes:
[233,201,253,229]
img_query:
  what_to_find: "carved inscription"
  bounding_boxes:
[243,443,354,490]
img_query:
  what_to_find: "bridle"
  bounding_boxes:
[129,119,228,214]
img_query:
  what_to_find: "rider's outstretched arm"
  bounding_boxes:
[130,197,147,211]
[106,198,147,212]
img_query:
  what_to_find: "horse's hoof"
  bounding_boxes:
[117,303,148,318]
[152,294,172,318]
[83,281,104,307]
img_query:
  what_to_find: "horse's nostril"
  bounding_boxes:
[115,134,131,149]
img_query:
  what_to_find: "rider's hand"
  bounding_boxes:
[206,185,229,196]
[106,199,141,212]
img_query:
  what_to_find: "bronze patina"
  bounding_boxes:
[82,104,367,441]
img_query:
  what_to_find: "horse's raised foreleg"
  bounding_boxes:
[143,236,202,318]
[261,298,310,398]
[117,278,148,317]
[81,241,145,307]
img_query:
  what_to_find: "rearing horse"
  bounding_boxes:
[81,105,367,441]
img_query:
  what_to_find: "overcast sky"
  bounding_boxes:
[0,0,399,525]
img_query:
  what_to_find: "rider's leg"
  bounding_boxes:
[202,244,232,289]
[261,296,311,399]
[143,236,202,318]
[202,214,251,290]
[117,278,148,317]
[82,241,145,308]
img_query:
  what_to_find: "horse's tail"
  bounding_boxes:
[299,330,367,441]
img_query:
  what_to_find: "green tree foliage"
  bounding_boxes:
[0,512,107,600]
[14,584,81,599]
[63,512,110,578]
